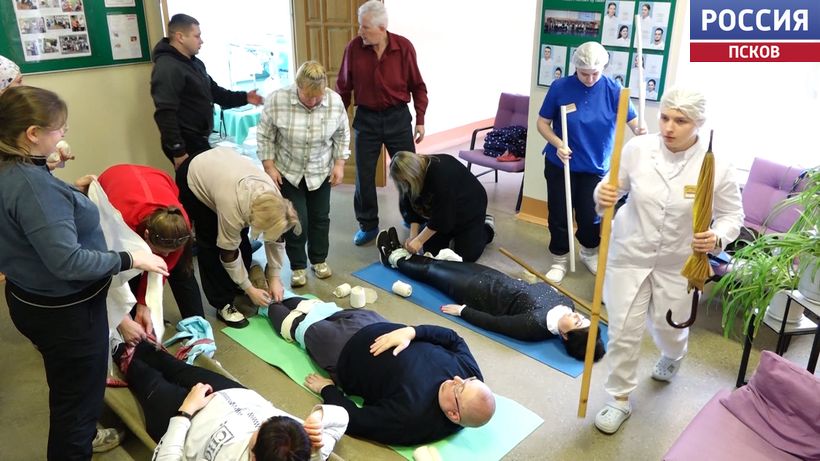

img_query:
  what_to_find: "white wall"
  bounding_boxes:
[388,0,535,135]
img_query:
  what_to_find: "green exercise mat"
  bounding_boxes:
[223,314,543,461]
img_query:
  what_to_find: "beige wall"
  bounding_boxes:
[520,0,689,220]
[21,0,169,182]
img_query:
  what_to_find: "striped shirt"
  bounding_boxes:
[257,85,350,191]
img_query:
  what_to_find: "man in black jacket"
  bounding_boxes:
[268,297,496,446]
[150,14,263,169]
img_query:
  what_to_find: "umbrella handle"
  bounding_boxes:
[667,289,699,329]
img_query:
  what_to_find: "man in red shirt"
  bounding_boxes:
[336,0,428,246]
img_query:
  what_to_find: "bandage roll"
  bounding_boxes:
[333,283,351,298]
[392,280,413,297]
[350,286,366,308]
[413,445,442,461]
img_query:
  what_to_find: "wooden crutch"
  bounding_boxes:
[577,87,631,418]
[561,105,576,272]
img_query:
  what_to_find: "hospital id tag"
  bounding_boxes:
[683,185,697,199]
[564,103,577,113]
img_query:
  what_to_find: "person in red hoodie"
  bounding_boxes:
[99,164,207,344]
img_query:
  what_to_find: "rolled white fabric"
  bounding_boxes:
[392,280,413,297]
[333,283,352,298]
[413,445,442,461]
[350,286,366,308]
[363,287,378,304]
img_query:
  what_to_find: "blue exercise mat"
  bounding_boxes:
[353,262,608,378]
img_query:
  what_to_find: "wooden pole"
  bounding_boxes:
[577,87,631,418]
[498,247,607,323]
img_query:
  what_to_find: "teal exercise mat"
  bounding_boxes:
[223,314,543,461]
[352,262,608,378]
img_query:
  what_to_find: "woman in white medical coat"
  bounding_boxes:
[592,87,743,434]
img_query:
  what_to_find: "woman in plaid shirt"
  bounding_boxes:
[257,61,350,287]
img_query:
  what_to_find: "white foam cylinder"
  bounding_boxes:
[350,286,366,308]
[333,283,351,298]
[392,280,413,297]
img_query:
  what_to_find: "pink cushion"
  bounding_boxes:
[664,389,800,461]
[720,351,820,460]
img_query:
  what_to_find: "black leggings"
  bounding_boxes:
[176,157,253,309]
[126,342,244,441]
[395,255,485,303]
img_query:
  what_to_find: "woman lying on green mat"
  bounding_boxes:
[116,341,348,460]
[377,227,605,362]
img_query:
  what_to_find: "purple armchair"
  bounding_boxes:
[458,92,530,211]
[711,157,805,279]
[741,157,805,234]
[664,351,820,461]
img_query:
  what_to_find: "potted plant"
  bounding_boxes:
[713,166,820,338]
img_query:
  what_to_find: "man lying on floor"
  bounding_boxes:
[377,227,606,362]
[267,296,496,446]
[115,341,348,460]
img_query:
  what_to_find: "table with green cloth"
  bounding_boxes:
[213,105,262,145]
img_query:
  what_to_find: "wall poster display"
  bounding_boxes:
[537,0,676,101]
[1,0,151,73]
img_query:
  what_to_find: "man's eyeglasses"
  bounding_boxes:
[452,376,477,416]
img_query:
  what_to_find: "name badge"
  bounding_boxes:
[564,103,577,113]
[683,185,697,199]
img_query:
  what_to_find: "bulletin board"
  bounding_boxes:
[0,0,151,74]
[537,0,677,102]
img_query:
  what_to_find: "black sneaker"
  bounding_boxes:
[377,230,391,267]
[387,227,402,252]
[484,214,496,243]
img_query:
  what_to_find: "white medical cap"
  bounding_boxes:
[0,55,21,91]
[572,42,609,71]
[660,87,707,126]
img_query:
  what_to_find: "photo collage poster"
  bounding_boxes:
[12,0,91,61]
[537,44,569,87]
[538,0,675,101]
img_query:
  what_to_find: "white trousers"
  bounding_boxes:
[604,268,691,397]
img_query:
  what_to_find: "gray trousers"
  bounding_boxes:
[268,300,387,380]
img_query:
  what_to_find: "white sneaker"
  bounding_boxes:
[312,262,332,279]
[579,246,599,275]
[652,356,683,382]
[291,269,307,287]
[545,255,568,284]
[217,304,249,328]
[92,427,125,453]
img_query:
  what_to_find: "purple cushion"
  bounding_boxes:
[720,351,820,460]
[743,158,804,233]
[664,390,800,461]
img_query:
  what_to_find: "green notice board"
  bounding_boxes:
[537,0,677,102]
[0,0,151,74]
